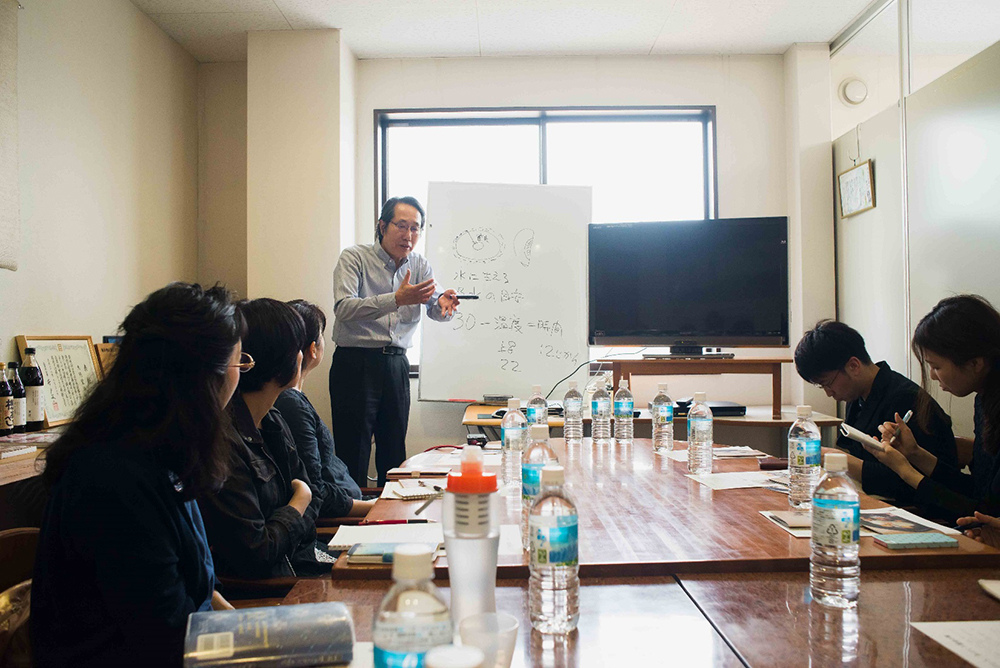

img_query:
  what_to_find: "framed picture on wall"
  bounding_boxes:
[15,335,102,428]
[838,159,876,218]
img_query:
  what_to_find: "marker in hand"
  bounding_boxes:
[454,294,479,300]
[889,410,913,446]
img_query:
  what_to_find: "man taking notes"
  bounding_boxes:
[330,196,459,487]
[794,320,956,506]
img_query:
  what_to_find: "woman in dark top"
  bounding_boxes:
[198,298,334,579]
[274,300,374,519]
[871,294,1000,521]
[31,283,245,668]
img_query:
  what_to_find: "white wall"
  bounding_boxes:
[2,0,198,362]
[197,62,247,297]
[354,54,805,453]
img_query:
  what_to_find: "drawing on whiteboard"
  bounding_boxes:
[514,228,535,267]
[453,228,505,262]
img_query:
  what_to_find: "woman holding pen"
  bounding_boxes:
[869,294,1000,522]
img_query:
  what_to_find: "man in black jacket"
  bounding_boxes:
[795,320,957,506]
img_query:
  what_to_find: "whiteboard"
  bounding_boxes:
[419,182,591,402]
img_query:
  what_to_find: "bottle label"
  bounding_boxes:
[790,437,821,467]
[522,463,544,502]
[1,397,13,430]
[812,498,860,547]
[614,399,634,418]
[654,404,673,425]
[688,416,712,442]
[564,398,582,415]
[373,619,452,668]
[529,514,579,567]
[26,387,45,423]
[502,425,526,450]
[526,406,545,423]
[13,398,26,427]
[591,398,610,416]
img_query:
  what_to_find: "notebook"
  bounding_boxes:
[874,532,958,550]
[346,542,440,564]
[380,480,446,501]
[328,523,445,551]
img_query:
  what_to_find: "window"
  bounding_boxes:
[376,107,719,364]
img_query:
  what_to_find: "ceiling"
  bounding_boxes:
[130,0,877,63]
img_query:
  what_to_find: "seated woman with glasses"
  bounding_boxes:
[793,320,955,508]
[31,283,242,667]
[273,299,375,519]
[871,295,1000,522]
[199,298,335,579]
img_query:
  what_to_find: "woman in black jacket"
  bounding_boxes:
[31,283,244,668]
[198,298,334,579]
[871,294,1000,521]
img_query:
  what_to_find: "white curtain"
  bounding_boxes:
[0,0,18,271]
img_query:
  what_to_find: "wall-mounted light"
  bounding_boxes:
[839,78,869,105]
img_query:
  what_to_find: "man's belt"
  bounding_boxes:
[380,346,407,356]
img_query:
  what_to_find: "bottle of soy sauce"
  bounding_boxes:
[7,362,26,434]
[0,362,13,437]
[20,349,45,432]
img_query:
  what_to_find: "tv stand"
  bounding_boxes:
[598,357,791,419]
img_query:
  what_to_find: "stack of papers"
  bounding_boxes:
[662,446,768,462]
[685,470,776,490]
[328,523,444,551]
[759,506,956,539]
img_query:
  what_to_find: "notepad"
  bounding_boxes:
[380,480,446,500]
[347,542,440,564]
[839,423,886,453]
[874,532,958,549]
[328,523,445,551]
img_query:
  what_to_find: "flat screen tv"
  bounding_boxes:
[588,216,788,347]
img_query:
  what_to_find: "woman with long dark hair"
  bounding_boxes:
[31,283,245,667]
[870,294,1000,521]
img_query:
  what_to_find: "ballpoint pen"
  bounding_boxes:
[889,410,913,446]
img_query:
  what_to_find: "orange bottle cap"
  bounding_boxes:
[447,447,498,494]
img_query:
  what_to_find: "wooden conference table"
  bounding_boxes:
[292,439,1000,667]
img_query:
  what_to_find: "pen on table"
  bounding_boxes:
[362,519,433,525]
[889,410,914,445]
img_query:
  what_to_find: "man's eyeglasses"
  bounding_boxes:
[389,220,423,236]
[229,352,255,373]
[812,369,842,391]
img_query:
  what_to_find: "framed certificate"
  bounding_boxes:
[838,159,876,218]
[15,335,102,428]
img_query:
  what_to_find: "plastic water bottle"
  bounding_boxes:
[522,424,557,550]
[562,381,583,445]
[590,380,612,446]
[373,544,453,668]
[810,452,860,609]
[652,382,674,453]
[443,447,500,628]
[687,392,713,474]
[612,379,634,446]
[529,465,579,634]
[526,384,548,427]
[501,398,527,490]
[789,405,823,509]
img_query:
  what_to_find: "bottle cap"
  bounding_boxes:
[425,645,485,668]
[796,405,812,418]
[532,384,542,394]
[620,378,629,389]
[529,424,549,440]
[23,348,35,355]
[0,362,6,370]
[824,452,848,472]
[8,362,17,369]
[658,382,668,392]
[694,391,707,402]
[392,543,435,581]
[568,380,577,390]
[446,445,498,494]
[507,398,520,411]
[541,464,565,486]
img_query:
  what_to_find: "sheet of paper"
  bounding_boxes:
[407,449,502,467]
[380,480,447,499]
[499,524,523,556]
[860,506,959,535]
[912,621,1000,668]
[329,523,445,549]
[979,580,1000,602]
[760,510,878,539]
[660,446,768,463]
[686,470,775,490]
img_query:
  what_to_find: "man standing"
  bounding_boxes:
[794,320,956,507]
[330,197,458,486]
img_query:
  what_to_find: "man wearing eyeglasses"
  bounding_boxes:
[330,196,460,486]
[794,320,956,507]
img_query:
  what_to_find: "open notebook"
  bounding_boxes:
[328,523,445,551]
